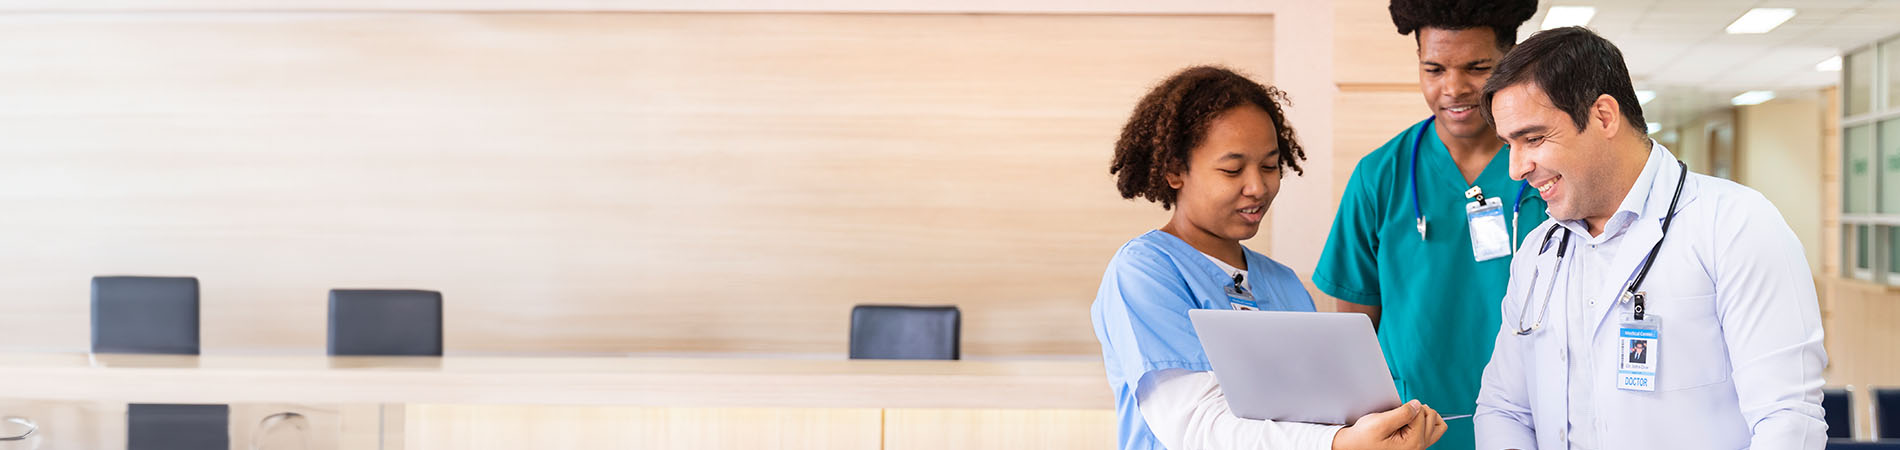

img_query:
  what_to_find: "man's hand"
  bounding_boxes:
[1330,400,1447,450]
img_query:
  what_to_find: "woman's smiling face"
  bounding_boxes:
[1166,104,1283,243]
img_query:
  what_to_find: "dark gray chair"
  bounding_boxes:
[848,305,959,360]
[90,276,229,450]
[92,276,200,355]
[127,404,229,450]
[1826,387,1855,440]
[1878,387,1900,441]
[1828,443,1900,450]
[328,289,444,356]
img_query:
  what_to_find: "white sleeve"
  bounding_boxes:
[1475,242,1539,449]
[1713,194,1828,449]
[1136,369,1342,450]
[1474,317,1537,449]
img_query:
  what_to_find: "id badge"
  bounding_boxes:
[1616,313,1661,391]
[1466,197,1511,262]
[1225,285,1259,311]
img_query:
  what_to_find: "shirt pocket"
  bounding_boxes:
[1642,292,1731,391]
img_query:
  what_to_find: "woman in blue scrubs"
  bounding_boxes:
[1091,66,1446,450]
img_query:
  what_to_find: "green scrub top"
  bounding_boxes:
[1313,117,1548,450]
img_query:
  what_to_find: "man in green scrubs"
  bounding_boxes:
[1314,1,1541,449]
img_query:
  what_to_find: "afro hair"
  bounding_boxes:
[1110,66,1306,210]
[1389,0,1540,49]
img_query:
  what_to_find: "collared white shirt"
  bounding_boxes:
[1475,142,1829,450]
[1561,143,1662,450]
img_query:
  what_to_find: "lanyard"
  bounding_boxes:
[1514,159,1688,335]
[1623,159,1690,320]
[1409,116,1537,248]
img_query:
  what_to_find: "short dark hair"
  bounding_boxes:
[1110,66,1306,210]
[1480,26,1648,137]
[1389,0,1539,50]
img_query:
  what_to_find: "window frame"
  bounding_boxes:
[1842,34,1900,284]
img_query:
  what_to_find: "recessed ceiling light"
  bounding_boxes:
[1541,6,1596,30]
[1731,90,1776,106]
[1726,8,1796,34]
[1816,55,1842,71]
[1636,90,1657,105]
[1646,122,1662,134]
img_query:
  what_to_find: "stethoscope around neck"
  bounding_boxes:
[1513,159,1690,336]
[1409,116,1541,251]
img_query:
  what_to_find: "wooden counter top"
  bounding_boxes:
[0,354,1112,410]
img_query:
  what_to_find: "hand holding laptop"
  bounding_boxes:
[1189,310,1451,449]
[1329,400,1446,450]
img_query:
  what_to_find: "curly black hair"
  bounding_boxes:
[1109,66,1305,210]
[1389,0,1539,50]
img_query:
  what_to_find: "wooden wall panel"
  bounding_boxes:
[1820,279,1900,439]
[0,400,124,450]
[1332,0,1419,87]
[1823,86,1843,278]
[0,13,1275,356]
[882,408,1115,450]
[402,405,881,450]
[0,0,1278,14]
[1331,89,1427,199]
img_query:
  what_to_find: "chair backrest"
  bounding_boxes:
[91,276,200,355]
[848,304,959,360]
[1825,442,1900,450]
[328,289,443,356]
[127,404,228,450]
[1877,387,1900,440]
[1825,387,1854,439]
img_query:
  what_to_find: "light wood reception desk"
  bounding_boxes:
[0,354,1114,449]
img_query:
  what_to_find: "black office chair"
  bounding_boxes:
[1826,387,1855,440]
[327,289,444,356]
[1828,442,1900,450]
[92,276,201,355]
[1877,387,1900,441]
[128,404,230,450]
[90,276,229,450]
[848,304,959,360]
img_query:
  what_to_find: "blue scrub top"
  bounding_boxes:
[1090,230,1317,450]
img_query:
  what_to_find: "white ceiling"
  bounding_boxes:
[1525,0,1900,90]
[1523,0,1900,126]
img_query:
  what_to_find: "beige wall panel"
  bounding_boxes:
[1821,281,1900,386]
[1820,279,1900,439]
[1822,86,1842,277]
[0,400,386,450]
[402,405,879,450]
[0,400,124,450]
[1333,0,1418,86]
[1736,98,1826,271]
[230,403,396,450]
[0,12,1275,356]
[1331,88,1427,199]
[0,0,1279,14]
[882,408,1115,450]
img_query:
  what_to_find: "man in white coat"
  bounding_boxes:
[1473,26,1829,449]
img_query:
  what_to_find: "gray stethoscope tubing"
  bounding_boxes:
[1513,225,1571,335]
[1513,160,1689,336]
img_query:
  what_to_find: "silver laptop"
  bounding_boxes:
[1188,309,1401,425]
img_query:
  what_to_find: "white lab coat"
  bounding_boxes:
[1474,143,1828,449]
